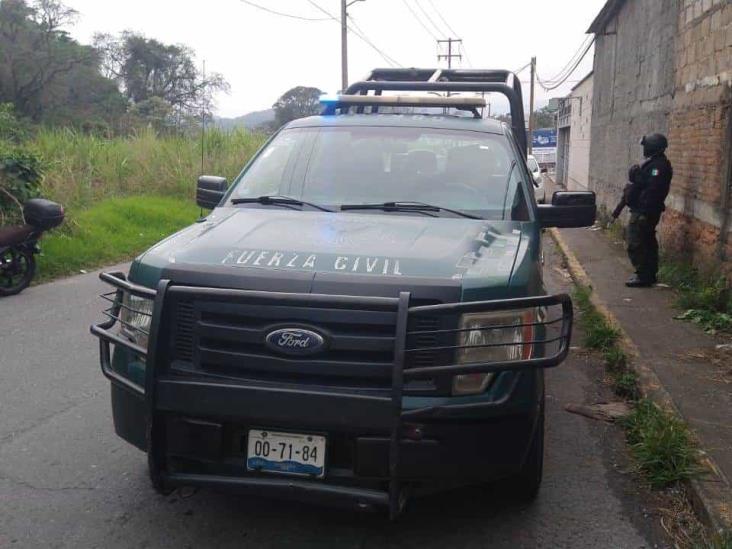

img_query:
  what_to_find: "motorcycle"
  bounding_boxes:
[0,198,64,297]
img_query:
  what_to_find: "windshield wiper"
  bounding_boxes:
[340,201,481,220]
[231,195,333,212]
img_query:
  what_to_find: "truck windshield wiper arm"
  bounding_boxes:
[340,201,482,220]
[231,195,334,212]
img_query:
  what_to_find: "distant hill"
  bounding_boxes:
[215,108,275,130]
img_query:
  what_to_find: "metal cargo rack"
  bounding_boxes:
[91,272,572,519]
[321,68,528,156]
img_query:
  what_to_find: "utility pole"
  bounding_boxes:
[528,56,536,155]
[341,0,364,91]
[437,37,462,69]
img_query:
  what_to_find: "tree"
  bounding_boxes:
[94,31,228,122]
[272,86,323,128]
[533,106,556,129]
[0,0,125,125]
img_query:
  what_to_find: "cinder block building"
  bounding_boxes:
[556,72,594,192]
[588,0,732,273]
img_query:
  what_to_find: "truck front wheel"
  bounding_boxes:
[509,399,545,502]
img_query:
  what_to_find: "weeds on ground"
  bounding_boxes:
[622,400,701,489]
[573,285,640,399]
[36,195,199,281]
[573,286,621,351]
[693,530,732,549]
[658,260,731,334]
[600,219,732,334]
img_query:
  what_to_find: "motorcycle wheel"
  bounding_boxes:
[0,248,36,296]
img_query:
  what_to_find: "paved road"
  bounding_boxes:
[0,242,668,548]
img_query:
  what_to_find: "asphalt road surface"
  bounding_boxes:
[0,241,669,548]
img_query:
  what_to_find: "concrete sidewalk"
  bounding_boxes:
[553,224,732,532]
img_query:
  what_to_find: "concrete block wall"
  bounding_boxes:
[589,0,679,215]
[662,0,732,271]
[567,77,593,191]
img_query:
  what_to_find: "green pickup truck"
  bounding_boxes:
[92,68,596,518]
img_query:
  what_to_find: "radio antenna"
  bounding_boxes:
[200,59,206,174]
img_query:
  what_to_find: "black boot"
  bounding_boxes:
[625,275,653,288]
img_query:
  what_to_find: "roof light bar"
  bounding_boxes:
[319,94,487,109]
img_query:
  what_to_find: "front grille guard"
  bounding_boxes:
[91,272,573,518]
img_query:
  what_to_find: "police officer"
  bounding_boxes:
[621,133,673,287]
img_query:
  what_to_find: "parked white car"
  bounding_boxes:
[527,154,547,203]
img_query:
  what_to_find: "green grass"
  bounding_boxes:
[622,400,701,489]
[36,195,199,282]
[573,285,639,400]
[573,286,621,351]
[33,126,266,210]
[693,531,732,549]
[658,260,732,334]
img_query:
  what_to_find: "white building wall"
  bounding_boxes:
[567,76,593,191]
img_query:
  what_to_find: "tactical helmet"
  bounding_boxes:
[640,133,668,157]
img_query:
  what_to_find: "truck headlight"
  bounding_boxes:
[119,292,154,349]
[452,309,535,395]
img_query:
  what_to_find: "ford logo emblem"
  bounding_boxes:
[264,327,326,356]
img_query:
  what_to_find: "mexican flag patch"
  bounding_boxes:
[651,168,659,176]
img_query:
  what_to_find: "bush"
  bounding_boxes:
[0,103,31,143]
[622,400,701,489]
[0,142,44,223]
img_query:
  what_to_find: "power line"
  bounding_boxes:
[415,0,446,39]
[307,0,402,67]
[460,42,474,68]
[346,13,400,67]
[426,0,458,36]
[400,0,440,40]
[514,61,532,74]
[536,36,595,90]
[539,35,594,84]
[238,0,329,21]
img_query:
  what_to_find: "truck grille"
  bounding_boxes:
[170,295,443,388]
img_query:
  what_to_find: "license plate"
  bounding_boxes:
[246,429,326,478]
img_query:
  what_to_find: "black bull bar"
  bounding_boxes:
[91,272,573,518]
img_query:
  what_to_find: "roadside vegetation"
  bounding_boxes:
[35,127,265,211]
[36,196,199,282]
[601,213,732,335]
[572,284,702,488]
[658,260,732,334]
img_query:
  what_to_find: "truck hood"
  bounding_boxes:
[139,208,524,284]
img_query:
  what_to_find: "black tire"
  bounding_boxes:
[0,248,36,297]
[510,399,545,502]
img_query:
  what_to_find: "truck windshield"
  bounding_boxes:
[230,126,527,219]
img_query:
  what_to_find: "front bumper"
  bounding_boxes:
[91,273,572,517]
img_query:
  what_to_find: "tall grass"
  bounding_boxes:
[37,196,199,281]
[33,127,267,209]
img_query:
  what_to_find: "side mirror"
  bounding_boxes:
[196,175,228,209]
[537,191,596,228]
[540,167,548,174]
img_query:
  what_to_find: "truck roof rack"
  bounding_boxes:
[334,68,528,156]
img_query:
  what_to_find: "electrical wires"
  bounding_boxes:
[238,0,329,22]
[536,35,595,91]
[306,0,403,68]
[400,0,441,40]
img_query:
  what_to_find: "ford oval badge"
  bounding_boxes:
[264,327,326,356]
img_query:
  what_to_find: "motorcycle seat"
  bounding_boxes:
[0,224,35,247]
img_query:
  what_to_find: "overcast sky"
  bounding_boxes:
[64,0,604,118]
